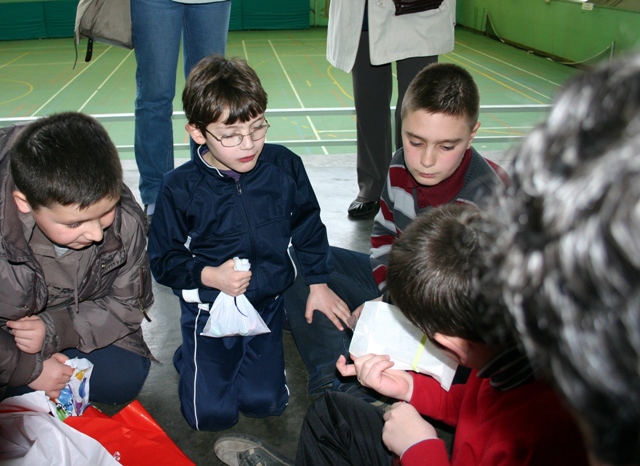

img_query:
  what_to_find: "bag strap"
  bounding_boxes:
[393,0,443,16]
[85,38,94,62]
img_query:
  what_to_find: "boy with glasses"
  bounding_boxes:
[147,55,348,431]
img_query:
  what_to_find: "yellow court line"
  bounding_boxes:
[1,54,35,106]
[446,55,547,105]
[0,53,29,70]
[326,65,353,101]
[0,80,34,105]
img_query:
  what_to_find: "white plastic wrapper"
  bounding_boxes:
[0,391,119,466]
[349,301,458,390]
[201,257,271,338]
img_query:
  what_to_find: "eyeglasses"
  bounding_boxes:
[205,120,270,148]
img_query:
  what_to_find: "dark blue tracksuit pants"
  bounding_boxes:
[174,296,289,431]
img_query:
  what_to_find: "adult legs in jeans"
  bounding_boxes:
[296,392,393,465]
[131,0,231,207]
[285,246,380,396]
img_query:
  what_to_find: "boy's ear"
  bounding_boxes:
[12,191,32,214]
[467,121,481,148]
[433,333,471,366]
[185,123,207,145]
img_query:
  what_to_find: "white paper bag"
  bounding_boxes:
[0,392,119,466]
[349,301,458,390]
[201,257,270,338]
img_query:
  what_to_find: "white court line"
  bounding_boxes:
[79,49,135,112]
[3,62,80,67]
[454,41,565,88]
[450,52,553,102]
[242,40,249,62]
[31,46,113,117]
[268,39,328,155]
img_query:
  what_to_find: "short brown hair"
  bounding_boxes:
[182,55,268,133]
[10,112,122,210]
[387,204,502,343]
[401,62,480,129]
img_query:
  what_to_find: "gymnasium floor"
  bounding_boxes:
[1,27,578,156]
[0,26,582,465]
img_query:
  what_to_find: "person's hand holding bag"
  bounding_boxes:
[201,258,270,337]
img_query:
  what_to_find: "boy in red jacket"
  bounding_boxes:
[214,204,589,466]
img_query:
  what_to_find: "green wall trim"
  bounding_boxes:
[457,0,640,64]
[0,0,310,41]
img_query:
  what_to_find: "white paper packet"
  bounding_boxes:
[349,301,458,390]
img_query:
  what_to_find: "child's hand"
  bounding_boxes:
[28,353,74,400]
[336,353,413,401]
[305,284,350,330]
[7,315,46,354]
[201,259,252,296]
[382,402,438,457]
[346,296,382,329]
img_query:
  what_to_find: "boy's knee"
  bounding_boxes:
[239,383,288,418]
[180,396,240,431]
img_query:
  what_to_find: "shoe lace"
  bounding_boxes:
[238,448,271,466]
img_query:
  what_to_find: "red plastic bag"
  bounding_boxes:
[64,400,194,465]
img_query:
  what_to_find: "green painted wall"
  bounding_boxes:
[310,0,330,27]
[230,0,309,30]
[0,0,77,40]
[0,0,310,42]
[457,0,640,63]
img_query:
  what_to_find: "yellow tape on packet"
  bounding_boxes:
[412,334,428,372]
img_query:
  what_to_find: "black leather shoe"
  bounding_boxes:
[347,199,380,219]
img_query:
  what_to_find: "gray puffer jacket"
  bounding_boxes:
[0,123,154,388]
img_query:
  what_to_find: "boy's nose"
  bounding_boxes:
[83,221,104,242]
[421,148,437,168]
[240,134,255,149]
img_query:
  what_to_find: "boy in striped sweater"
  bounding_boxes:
[286,62,508,398]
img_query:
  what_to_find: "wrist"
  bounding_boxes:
[404,372,415,402]
[200,265,219,288]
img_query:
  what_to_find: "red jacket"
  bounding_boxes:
[401,369,589,465]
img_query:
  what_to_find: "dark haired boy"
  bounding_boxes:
[0,112,154,404]
[286,62,509,398]
[147,55,347,431]
[214,204,589,465]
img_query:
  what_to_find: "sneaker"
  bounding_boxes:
[214,433,293,466]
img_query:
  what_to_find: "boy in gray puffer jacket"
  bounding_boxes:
[0,112,154,404]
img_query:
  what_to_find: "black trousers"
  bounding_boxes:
[296,392,394,465]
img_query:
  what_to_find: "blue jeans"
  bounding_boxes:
[285,247,380,395]
[131,0,231,206]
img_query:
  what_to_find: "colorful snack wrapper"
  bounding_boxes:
[48,357,93,421]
